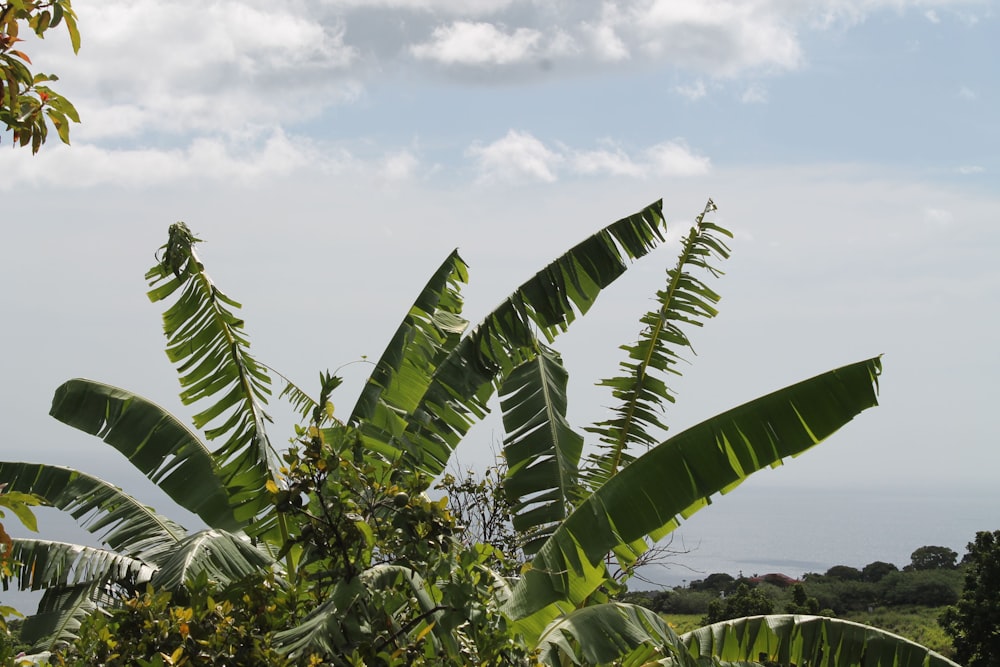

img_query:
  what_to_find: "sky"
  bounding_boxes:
[2,0,998,592]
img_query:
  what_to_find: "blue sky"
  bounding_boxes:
[2,0,998,590]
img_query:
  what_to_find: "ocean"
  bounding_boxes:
[636,480,998,589]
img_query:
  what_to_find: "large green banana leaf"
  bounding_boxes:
[506,357,882,636]
[10,538,150,593]
[500,345,584,556]
[404,200,670,474]
[148,529,274,591]
[0,461,186,561]
[681,615,961,667]
[19,583,99,650]
[535,602,698,667]
[348,250,469,462]
[145,222,274,524]
[46,379,239,532]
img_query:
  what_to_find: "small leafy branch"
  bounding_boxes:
[1,0,81,153]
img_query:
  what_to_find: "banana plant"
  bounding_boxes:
[268,200,902,666]
[0,199,938,666]
[0,223,279,649]
[0,202,674,651]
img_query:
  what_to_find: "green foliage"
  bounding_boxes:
[583,200,729,489]
[0,0,80,152]
[507,355,881,635]
[657,590,719,616]
[785,583,821,615]
[436,464,523,576]
[881,569,961,607]
[689,572,736,594]
[0,485,44,662]
[908,545,959,571]
[56,573,295,666]
[940,530,1000,667]
[702,582,774,624]
[2,199,916,666]
[145,222,277,528]
[825,565,862,581]
[682,614,958,667]
[846,606,955,659]
[535,602,696,667]
[862,560,899,583]
[271,421,531,665]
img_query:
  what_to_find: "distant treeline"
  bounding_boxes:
[622,545,965,620]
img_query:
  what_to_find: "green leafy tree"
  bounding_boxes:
[0,200,957,666]
[881,569,961,607]
[785,583,821,615]
[862,560,899,583]
[908,545,959,571]
[1,0,80,152]
[690,572,736,594]
[940,530,1000,667]
[703,582,774,624]
[825,565,862,581]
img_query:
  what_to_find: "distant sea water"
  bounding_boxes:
[636,481,998,589]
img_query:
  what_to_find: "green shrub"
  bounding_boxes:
[881,570,961,607]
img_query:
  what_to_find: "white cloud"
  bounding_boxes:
[923,207,955,227]
[643,140,711,176]
[580,4,632,62]
[321,0,515,12]
[23,0,984,148]
[0,130,350,189]
[924,10,941,23]
[959,86,978,100]
[467,130,563,183]
[379,150,421,181]
[410,21,545,65]
[958,165,985,175]
[572,147,644,177]
[740,83,768,104]
[630,0,804,75]
[36,0,360,141]
[675,80,708,100]
[468,133,711,183]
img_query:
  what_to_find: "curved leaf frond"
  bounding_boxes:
[584,200,731,491]
[10,538,151,593]
[535,602,697,667]
[349,250,469,459]
[682,615,961,667]
[507,357,882,634]
[48,379,238,531]
[500,346,584,557]
[0,461,186,561]
[19,583,99,651]
[405,200,669,474]
[145,222,274,523]
[149,529,273,592]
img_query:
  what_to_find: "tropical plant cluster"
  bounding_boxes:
[0,200,960,666]
[0,0,80,152]
[940,530,1000,667]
